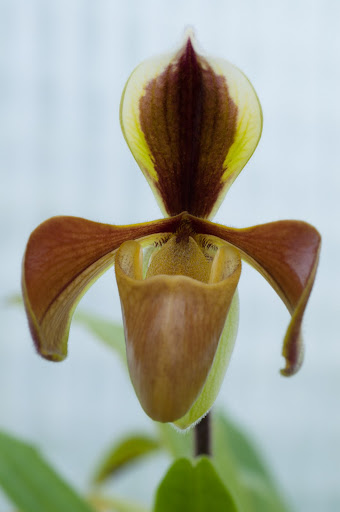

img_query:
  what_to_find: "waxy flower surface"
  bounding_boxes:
[22,36,320,428]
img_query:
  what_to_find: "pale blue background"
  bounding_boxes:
[1,0,339,510]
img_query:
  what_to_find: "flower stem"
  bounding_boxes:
[194,412,212,457]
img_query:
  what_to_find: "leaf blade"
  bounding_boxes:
[0,431,95,512]
[153,457,237,512]
[213,412,290,512]
[93,434,161,484]
[75,310,127,363]
[88,494,149,512]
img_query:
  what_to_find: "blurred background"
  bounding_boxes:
[0,0,339,510]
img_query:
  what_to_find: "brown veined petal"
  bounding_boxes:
[190,216,321,375]
[22,214,182,361]
[120,33,262,219]
[115,236,241,422]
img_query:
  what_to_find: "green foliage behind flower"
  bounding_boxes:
[1,306,291,512]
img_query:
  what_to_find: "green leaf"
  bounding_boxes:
[213,412,290,512]
[74,311,126,363]
[0,431,95,512]
[88,494,149,512]
[154,457,237,512]
[93,434,161,484]
[156,412,290,512]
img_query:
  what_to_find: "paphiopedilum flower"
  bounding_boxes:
[22,35,320,429]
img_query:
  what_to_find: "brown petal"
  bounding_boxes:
[115,237,241,422]
[22,215,181,360]
[190,216,321,375]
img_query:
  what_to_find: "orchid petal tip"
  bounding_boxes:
[280,340,305,377]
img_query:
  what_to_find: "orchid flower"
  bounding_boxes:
[22,35,320,429]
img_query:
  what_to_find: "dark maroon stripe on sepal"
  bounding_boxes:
[139,38,238,219]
